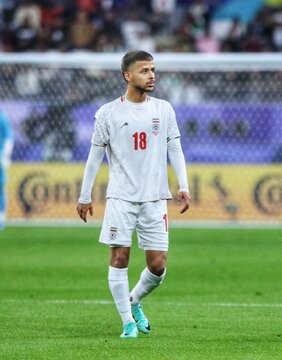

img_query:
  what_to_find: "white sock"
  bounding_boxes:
[108,266,135,325]
[129,267,166,306]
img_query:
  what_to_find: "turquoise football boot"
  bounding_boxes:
[120,322,138,338]
[131,304,151,334]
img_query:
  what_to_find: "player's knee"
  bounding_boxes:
[148,261,166,277]
[110,248,130,268]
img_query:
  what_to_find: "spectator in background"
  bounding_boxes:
[40,1,65,28]
[150,0,177,34]
[189,0,210,19]
[38,0,75,51]
[221,18,245,52]
[13,0,41,30]
[97,10,123,50]
[13,17,39,51]
[242,26,271,52]
[121,12,150,49]
[176,12,196,52]
[0,0,18,29]
[137,29,156,52]
[102,10,121,38]
[94,32,124,52]
[104,0,131,13]
[0,0,281,53]
[69,9,97,50]
[151,0,176,14]
[44,17,68,51]
[0,1,19,51]
[188,0,210,38]
[270,6,282,50]
[0,111,13,230]
[76,0,100,13]
[196,24,220,53]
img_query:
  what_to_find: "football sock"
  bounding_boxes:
[108,266,135,325]
[129,267,166,306]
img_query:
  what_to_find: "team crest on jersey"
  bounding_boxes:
[152,118,160,136]
[109,227,118,240]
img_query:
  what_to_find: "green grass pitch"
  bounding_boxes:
[0,226,282,359]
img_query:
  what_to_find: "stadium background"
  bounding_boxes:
[1,1,282,359]
[0,0,281,224]
[2,53,282,223]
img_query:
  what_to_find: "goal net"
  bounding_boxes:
[1,53,281,225]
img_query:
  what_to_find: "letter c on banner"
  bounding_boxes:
[253,175,282,215]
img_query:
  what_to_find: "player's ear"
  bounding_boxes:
[124,71,131,82]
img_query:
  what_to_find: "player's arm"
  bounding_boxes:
[167,137,191,214]
[77,144,105,222]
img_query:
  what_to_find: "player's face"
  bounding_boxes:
[126,60,155,93]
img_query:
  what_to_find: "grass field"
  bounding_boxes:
[0,226,282,359]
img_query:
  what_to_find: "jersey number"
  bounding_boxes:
[132,132,147,150]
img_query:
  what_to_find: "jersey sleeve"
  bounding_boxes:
[91,106,110,147]
[167,103,180,142]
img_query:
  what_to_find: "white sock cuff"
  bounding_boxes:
[143,267,166,284]
[108,266,128,281]
[159,268,166,284]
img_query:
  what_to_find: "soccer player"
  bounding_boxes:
[77,50,190,338]
[0,111,13,229]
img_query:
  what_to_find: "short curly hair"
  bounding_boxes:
[121,50,153,80]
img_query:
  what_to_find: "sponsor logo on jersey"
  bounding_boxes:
[152,118,160,136]
[109,227,118,240]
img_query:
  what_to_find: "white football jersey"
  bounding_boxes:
[91,95,180,202]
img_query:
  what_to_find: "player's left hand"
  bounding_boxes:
[177,191,191,214]
[76,202,93,223]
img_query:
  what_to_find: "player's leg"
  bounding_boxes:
[109,247,138,338]
[130,200,168,333]
[130,251,167,334]
[99,198,138,338]
[130,250,167,304]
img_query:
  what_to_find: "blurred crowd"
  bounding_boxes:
[0,0,282,53]
[1,65,281,163]
[1,63,281,105]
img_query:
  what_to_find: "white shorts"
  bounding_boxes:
[99,198,169,251]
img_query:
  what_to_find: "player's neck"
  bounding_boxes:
[125,90,148,103]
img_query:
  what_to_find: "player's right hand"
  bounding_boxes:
[76,202,93,223]
[177,191,191,214]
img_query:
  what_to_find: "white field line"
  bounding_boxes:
[202,303,282,308]
[3,299,113,305]
[2,299,282,308]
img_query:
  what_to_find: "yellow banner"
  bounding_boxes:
[6,163,282,221]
